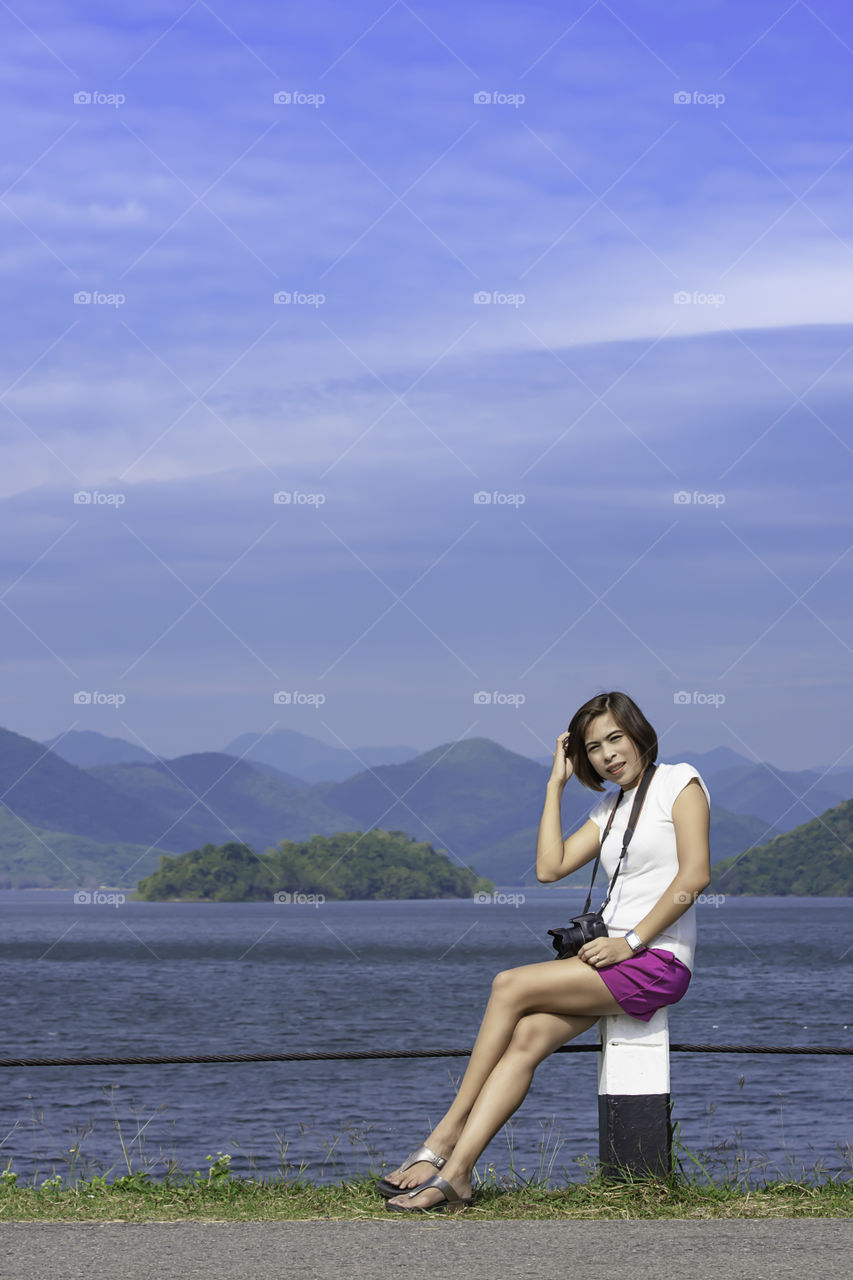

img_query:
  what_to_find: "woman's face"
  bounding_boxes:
[583,711,643,789]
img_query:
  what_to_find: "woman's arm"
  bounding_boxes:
[578,777,711,964]
[536,782,601,883]
[536,734,602,882]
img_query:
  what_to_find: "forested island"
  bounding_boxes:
[133,829,494,901]
[710,796,853,895]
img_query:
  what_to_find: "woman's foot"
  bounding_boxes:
[386,1167,473,1212]
[381,1129,458,1192]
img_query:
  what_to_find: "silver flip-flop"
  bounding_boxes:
[374,1144,447,1197]
[385,1173,474,1213]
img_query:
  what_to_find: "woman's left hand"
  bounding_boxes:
[578,936,633,968]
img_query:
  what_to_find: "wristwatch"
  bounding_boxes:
[625,930,647,954]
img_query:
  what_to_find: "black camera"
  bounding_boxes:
[548,911,608,959]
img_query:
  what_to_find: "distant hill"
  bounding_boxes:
[42,726,421,783]
[41,729,159,768]
[297,739,767,883]
[698,764,853,835]
[0,726,173,847]
[316,737,558,884]
[0,806,157,890]
[87,752,359,858]
[670,747,754,775]
[711,796,853,895]
[222,728,420,782]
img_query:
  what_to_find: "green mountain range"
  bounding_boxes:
[711,795,853,895]
[49,729,853,834]
[0,724,818,890]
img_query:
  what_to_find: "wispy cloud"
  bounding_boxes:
[0,0,851,768]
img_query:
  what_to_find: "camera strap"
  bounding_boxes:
[581,762,658,915]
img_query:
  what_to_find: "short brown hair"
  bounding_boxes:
[567,691,658,792]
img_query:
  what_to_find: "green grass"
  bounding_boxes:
[2,1167,852,1222]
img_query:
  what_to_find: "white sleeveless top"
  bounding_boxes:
[587,762,710,971]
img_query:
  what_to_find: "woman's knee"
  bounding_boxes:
[490,968,521,1002]
[507,1015,559,1062]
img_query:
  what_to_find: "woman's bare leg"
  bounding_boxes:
[382,961,544,1191]
[385,957,622,1193]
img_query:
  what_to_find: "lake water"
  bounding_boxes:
[1,891,851,1187]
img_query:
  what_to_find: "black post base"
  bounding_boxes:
[598,1093,672,1180]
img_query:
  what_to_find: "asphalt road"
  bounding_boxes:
[1,1220,851,1280]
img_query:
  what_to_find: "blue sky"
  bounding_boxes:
[1,0,852,771]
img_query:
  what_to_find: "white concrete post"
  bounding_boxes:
[598,1007,672,1178]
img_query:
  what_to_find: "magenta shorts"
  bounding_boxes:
[595,947,691,1022]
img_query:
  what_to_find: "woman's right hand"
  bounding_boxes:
[550,732,574,787]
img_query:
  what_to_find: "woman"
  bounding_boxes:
[380,690,711,1213]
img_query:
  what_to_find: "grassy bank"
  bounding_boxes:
[2,1178,851,1222]
[2,1167,851,1222]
